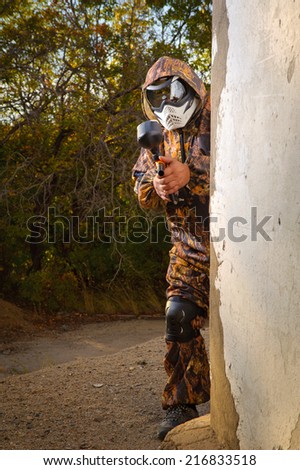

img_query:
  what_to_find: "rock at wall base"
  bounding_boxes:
[160,414,225,450]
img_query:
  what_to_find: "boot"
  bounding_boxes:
[158,404,198,441]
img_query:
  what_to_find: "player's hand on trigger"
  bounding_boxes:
[153,156,190,200]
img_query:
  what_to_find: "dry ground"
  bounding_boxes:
[0,299,210,450]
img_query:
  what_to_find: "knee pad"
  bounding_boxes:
[165,296,204,342]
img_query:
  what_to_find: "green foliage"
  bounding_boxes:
[19,268,80,312]
[0,0,211,315]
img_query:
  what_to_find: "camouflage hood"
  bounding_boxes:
[142,56,207,123]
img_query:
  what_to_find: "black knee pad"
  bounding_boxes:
[165,296,205,342]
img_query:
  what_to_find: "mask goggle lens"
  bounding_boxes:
[146,77,187,109]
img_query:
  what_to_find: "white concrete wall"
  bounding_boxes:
[211,0,300,449]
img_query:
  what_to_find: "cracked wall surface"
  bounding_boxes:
[210,0,240,450]
[211,0,300,449]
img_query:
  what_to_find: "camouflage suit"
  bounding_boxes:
[132,57,210,409]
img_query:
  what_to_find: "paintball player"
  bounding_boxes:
[132,56,210,440]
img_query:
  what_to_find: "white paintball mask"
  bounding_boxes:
[146,76,199,131]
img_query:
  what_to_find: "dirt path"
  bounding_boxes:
[0,316,210,450]
[0,319,166,379]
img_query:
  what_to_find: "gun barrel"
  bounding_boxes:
[156,162,165,177]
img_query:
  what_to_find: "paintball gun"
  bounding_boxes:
[137,120,165,176]
[137,120,177,204]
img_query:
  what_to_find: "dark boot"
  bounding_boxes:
[158,404,199,441]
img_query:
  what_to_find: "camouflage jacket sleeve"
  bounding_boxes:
[185,96,211,196]
[132,148,165,212]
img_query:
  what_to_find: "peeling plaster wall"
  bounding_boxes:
[211,0,300,449]
[210,0,240,450]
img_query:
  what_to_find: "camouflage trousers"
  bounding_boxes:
[161,234,210,409]
[162,329,210,409]
[162,244,210,409]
